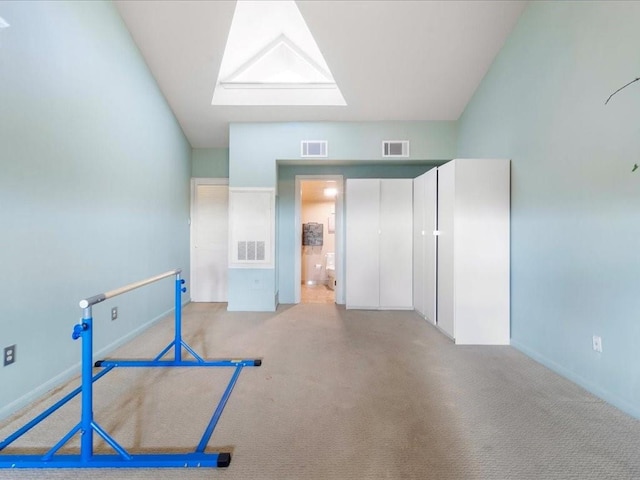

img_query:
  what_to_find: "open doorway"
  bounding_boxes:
[297,177,341,304]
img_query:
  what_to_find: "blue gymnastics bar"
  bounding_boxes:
[95,272,261,369]
[0,268,261,470]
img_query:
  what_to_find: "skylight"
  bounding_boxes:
[212,1,346,106]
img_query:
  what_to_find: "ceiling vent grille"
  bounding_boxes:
[301,140,328,158]
[382,140,410,158]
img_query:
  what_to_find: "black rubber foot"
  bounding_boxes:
[254,359,262,367]
[94,360,104,367]
[217,452,231,468]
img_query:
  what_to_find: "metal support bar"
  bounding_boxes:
[96,359,261,368]
[175,275,184,362]
[95,272,262,369]
[80,307,94,461]
[0,452,231,469]
[0,366,113,451]
[180,340,205,363]
[196,364,244,453]
[42,424,81,461]
[91,421,132,460]
[0,269,260,470]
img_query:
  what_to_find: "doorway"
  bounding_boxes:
[295,175,344,304]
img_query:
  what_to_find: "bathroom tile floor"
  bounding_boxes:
[301,284,335,304]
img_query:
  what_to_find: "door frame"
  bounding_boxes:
[294,175,344,304]
[190,177,229,302]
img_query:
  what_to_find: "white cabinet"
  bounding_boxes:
[413,169,438,324]
[379,180,414,308]
[345,179,380,309]
[346,179,413,310]
[436,159,510,345]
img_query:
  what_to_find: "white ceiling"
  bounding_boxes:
[114,0,527,149]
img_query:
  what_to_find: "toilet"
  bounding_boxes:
[325,252,336,290]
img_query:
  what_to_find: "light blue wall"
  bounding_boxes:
[0,1,191,419]
[229,122,456,187]
[228,121,456,310]
[192,148,229,178]
[457,1,640,418]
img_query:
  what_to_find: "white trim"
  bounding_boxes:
[228,187,276,269]
[295,175,344,304]
[511,339,640,419]
[222,34,333,85]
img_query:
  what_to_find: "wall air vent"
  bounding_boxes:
[237,241,266,261]
[382,140,410,158]
[301,140,328,158]
[229,188,274,269]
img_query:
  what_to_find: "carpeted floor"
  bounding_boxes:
[1,303,639,479]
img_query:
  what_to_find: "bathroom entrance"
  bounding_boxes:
[297,177,342,304]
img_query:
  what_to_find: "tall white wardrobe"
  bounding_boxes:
[414,159,510,345]
[413,169,438,325]
[345,161,509,345]
[345,179,413,310]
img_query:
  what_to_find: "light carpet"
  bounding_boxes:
[1,303,639,479]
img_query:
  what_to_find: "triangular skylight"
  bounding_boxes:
[222,34,334,87]
[212,0,346,106]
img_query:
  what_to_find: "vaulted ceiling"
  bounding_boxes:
[114,0,527,148]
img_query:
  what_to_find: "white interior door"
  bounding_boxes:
[423,169,438,325]
[437,162,455,338]
[379,179,413,309]
[346,179,380,309]
[413,174,426,316]
[191,181,228,302]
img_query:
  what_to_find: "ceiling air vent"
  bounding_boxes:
[301,140,328,158]
[382,140,410,158]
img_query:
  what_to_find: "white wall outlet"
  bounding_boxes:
[111,307,118,321]
[592,335,603,353]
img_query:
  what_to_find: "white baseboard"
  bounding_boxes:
[0,304,182,422]
[511,339,640,420]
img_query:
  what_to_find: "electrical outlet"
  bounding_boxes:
[4,345,16,366]
[111,307,118,321]
[592,335,603,353]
